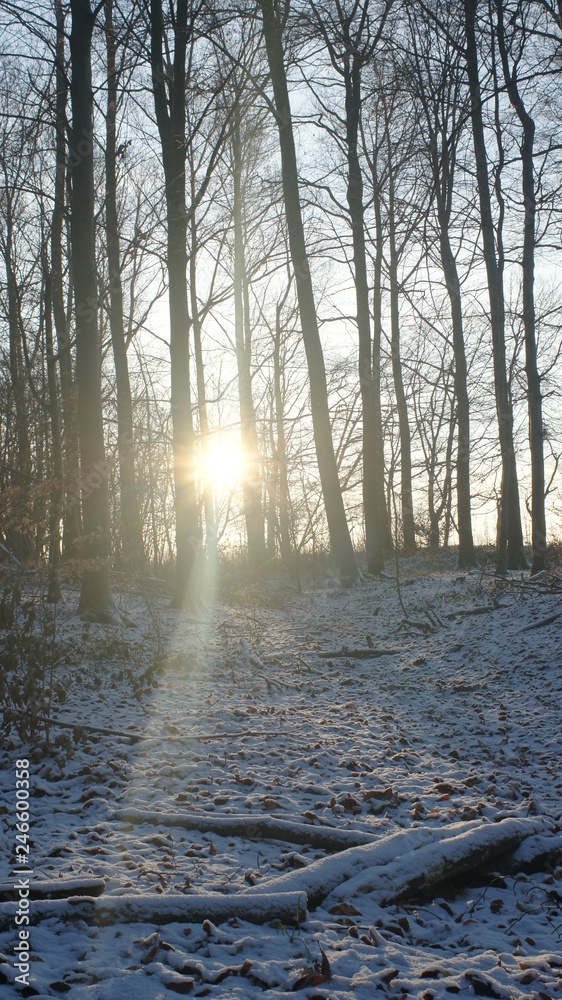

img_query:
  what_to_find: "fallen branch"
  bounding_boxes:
[317,647,401,659]
[520,611,562,633]
[113,807,376,851]
[445,602,504,619]
[0,890,306,931]
[508,830,562,873]
[0,876,105,902]
[35,715,299,745]
[242,816,546,909]
[36,715,143,742]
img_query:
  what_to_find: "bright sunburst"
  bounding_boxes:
[200,437,245,490]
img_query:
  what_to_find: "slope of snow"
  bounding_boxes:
[1,552,561,998]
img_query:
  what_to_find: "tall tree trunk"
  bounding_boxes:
[372,186,392,553]
[273,297,293,570]
[4,211,31,486]
[44,257,63,602]
[344,54,384,574]
[151,0,201,608]
[3,199,32,561]
[436,209,475,567]
[388,162,416,553]
[52,0,81,560]
[70,0,115,615]
[189,218,217,563]
[463,0,526,571]
[232,114,266,568]
[260,0,359,585]
[495,1,545,573]
[105,0,144,568]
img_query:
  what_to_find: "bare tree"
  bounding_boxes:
[306,0,392,575]
[494,0,546,573]
[406,1,476,566]
[259,0,359,584]
[69,0,115,616]
[463,0,526,571]
[103,0,145,567]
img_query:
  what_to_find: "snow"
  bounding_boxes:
[0,551,561,998]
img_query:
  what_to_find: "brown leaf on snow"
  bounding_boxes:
[341,794,362,814]
[292,970,327,991]
[329,902,362,916]
[364,787,393,801]
[164,977,194,995]
[320,947,332,979]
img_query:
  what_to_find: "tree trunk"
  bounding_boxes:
[260,0,359,585]
[232,114,266,568]
[70,0,114,615]
[437,214,475,567]
[495,1,546,574]
[189,214,217,563]
[151,0,201,608]
[388,162,416,553]
[4,198,32,562]
[274,297,294,570]
[373,188,393,553]
[104,0,144,569]
[344,55,384,574]
[52,0,81,560]
[44,259,63,602]
[464,0,526,571]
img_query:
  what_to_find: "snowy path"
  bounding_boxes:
[1,556,561,998]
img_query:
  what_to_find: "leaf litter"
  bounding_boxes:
[0,551,561,998]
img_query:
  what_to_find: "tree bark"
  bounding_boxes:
[344,51,385,574]
[151,0,201,608]
[69,0,114,615]
[463,0,526,572]
[388,159,416,553]
[232,112,267,567]
[495,1,546,574]
[104,0,144,569]
[189,214,217,563]
[0,891,307,930]
[259,0,359,585]
[44,259,63,602]
[52,0,81,561]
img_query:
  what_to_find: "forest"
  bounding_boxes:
[0,0,560,612]
[0,2,562,999]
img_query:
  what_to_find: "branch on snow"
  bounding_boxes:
[0,890,307,931]
[112,807,376,851]
[242,816,548,909]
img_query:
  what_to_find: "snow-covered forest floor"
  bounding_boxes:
[1,551,561,999]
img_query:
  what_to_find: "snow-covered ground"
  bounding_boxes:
[1,552,561,999]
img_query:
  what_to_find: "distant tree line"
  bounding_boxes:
[0,0,561,615]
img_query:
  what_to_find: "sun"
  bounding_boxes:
[200,437,245,490]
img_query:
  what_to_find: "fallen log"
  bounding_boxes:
[317,647,401,659]
[0,876,105,902]
[507,830,562,873]
[520,611,562,633]
[35,715,298,745]
[0,890,306,931]
[444,602,504,619]
[113,807,376,851]
[242,816,546,909]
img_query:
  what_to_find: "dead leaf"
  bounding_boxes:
[292,970,327,991]
[319,947,332,979]
[329,903,362,916]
